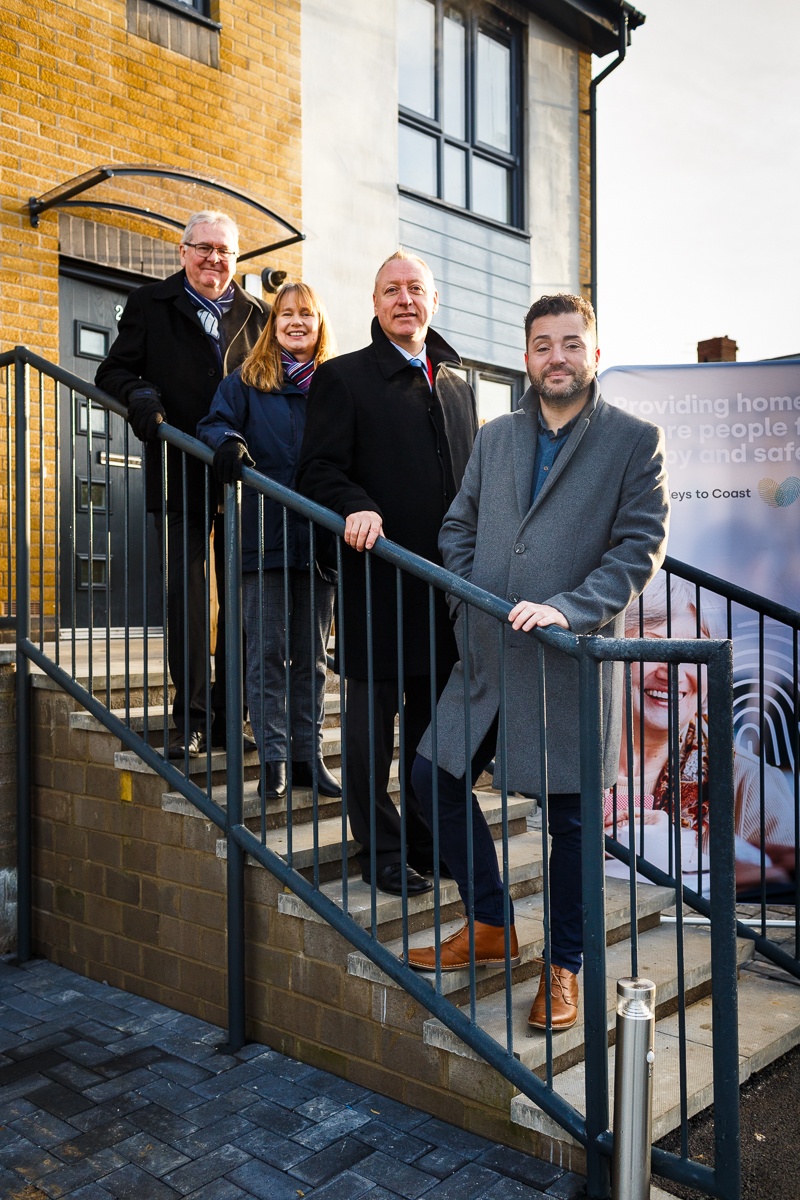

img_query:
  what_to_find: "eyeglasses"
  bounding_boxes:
[183,242,238,260]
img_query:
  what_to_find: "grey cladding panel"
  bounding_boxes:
[400,196,530,371]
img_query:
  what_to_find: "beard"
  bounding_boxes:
[527,362,596,407]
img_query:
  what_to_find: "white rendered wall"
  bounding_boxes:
[526,17,581,298]
[301,0,400,354]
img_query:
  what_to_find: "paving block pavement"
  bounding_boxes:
[0,957,593,1199]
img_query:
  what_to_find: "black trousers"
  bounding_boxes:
[412,714,585,974]
[345,675,445,873]
[153,509,228,738]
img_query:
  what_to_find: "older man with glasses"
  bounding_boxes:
[96,210,268,757]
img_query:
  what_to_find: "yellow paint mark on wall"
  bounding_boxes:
[120,771,133,803]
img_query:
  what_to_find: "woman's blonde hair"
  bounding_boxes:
[625,573,723,641]
[240,281,335,392]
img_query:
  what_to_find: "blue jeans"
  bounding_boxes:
[411,719,584,974]
[241,569,334,761]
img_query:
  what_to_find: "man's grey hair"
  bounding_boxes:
[181,211,239,249]
[374,248,435,291]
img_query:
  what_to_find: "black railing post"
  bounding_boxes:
[14,348,32,963]
[580,642,610,1199]
[706,640,741,1200]
[224,480,246,1051]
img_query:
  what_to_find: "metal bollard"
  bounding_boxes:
[612,978,656,1200]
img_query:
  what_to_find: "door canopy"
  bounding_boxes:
[28,164,304,262]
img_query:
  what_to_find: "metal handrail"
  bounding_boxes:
[3,345,754,1200]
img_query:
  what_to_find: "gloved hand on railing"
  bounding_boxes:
[213,437,255,484]
[126,384,166,442]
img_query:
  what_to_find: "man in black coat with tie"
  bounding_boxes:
[296,251,478,894]
[96,210,267,757]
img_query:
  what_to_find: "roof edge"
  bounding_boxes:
[520,0,646,57]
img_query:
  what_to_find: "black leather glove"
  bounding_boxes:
[126,384,166,442]
[213,438,255,484]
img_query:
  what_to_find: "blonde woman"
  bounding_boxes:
[198,282,340,800]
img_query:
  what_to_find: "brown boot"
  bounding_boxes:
[528,963,579,1030]
[407,920,520,972]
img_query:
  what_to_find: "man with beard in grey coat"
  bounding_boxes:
[406,293,670,1031]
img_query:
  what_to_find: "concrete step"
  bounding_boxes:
[346,878,674,999]
[277,793,536,926]
[70,691,343,737]
[165,757,398,827]
[509,969,800,1148]
[422,922,756,1074]
[115,722,350,778]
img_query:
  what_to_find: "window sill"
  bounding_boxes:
[398,187,530,241]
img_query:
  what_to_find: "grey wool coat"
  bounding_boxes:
[418,382,670,794]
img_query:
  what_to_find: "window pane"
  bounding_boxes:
[78,402,108,435]
[79,479,108,510]
[77,325,109,359]
[79,557,108,589]
[443,12,465,139]
[443,144,466,207]
[477,378,513,425]
[472,157,509,223]
[399,124,438,195]
[476,31,511,152]
[398,0,435,119]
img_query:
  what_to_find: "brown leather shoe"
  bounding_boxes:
[406,920,520,972]
[528,963,579,1030]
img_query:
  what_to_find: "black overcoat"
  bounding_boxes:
[296,318,478,681]
[95,270,268,513]
[196,368,336,581]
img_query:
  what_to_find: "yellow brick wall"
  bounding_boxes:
[0,0,302,616]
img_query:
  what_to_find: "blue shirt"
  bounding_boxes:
[531,410,580,505]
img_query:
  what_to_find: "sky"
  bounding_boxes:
[595,0,800,370]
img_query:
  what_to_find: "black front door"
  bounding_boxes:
[58,271,161,632]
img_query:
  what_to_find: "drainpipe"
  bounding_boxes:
[589,7,629,320]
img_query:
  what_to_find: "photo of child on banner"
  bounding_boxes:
[605,574,797,898]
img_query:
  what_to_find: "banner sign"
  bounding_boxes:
[601,360,800,609]
[600,361,800,898]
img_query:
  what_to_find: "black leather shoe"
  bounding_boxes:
[168,729,206,758]
[259,760,287,799]
[363,862,433,896]
[291,759,342,797]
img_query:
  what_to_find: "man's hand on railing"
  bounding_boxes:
[126,384,166,442]
[508,600,569,632]
[213,438,256,484]
[344,510,384,552]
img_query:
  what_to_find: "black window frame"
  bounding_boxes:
[452,362,526,423]
[152,0,212,21]
[398,0,524,230]
[142,0,220,30]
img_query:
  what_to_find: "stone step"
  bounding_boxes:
[219,792,532,878]
[509,969,800,1148]
[422,922,756,1075]
[115,722,352,778]
[346,878,674,999]
[276,793,536,927]
[70,692,343,736]
[164,757,399,822]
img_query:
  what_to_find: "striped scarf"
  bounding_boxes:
[281,348,315,394]
[184,279,236,369]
